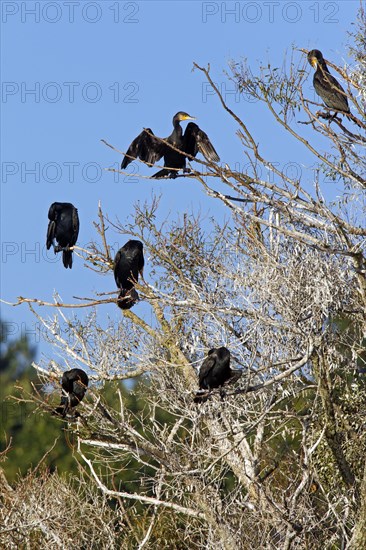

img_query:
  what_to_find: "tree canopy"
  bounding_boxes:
[1,10,366,549]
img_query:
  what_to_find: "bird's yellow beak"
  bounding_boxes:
[182,114,196,121]
[309,57,317,68]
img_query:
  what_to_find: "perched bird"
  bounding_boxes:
[307,49,350,114]
[194,347,241,403]
[114,240,144,309]
[121,111,220,178]
[46,202,79,269]
[53,368,89,417]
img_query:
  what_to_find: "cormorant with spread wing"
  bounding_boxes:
[114,240,144,309]
[121,111,220,178]
[307,49,350,114]
[194,347,241,403]
[53,368,89,417]
[46,202,79,269]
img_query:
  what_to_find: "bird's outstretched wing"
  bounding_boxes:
[121,128,166,169]
[183,123,220,163]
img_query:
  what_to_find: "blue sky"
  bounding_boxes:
[0,1,360,360]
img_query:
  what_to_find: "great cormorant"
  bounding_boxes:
[307,49,350,114]
[54,368,89,417]
[121,111,220,178]
[114,240,144,309]
[194,347,241,403]
[46,202,79,269]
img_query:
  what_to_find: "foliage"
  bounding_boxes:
[0,319,80,480]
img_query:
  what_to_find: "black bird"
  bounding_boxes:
[307,49,350,114]
[121,111,220,178]
[54,368,89,417]
[114,240,144,309]
[194,347,240,403]
[46,202,79,269]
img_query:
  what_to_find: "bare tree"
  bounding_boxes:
[5,11,366,549]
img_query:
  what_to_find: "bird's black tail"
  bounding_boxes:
[152,168,176,179]
[62,249,73,269]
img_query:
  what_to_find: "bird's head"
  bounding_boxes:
[117,288,139,310]
[217,347,230,358]
[307,49,324,69]
[174,111,196,123]
[124,239,144,252]
[207,347,230,360]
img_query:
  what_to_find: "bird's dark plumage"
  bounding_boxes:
[307,49,350,114]
[194,347,240,403]
[198,347,232,390]
[183,122,220,163]
[46,202,79,269]
[53,368,89,417]
[121,112,220,179]
[121,128,165,169]
[114,240,144,309]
